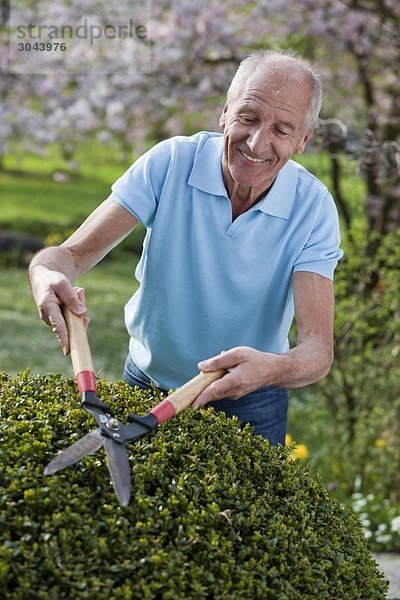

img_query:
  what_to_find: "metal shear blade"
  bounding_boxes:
[44,426,132,506]
[44,428,104,475]
[103,437,131,506]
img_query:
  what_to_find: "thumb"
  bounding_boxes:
[74,287,87,311]
[64,286,87,316]
[55,279,87,317]
[74,287,90,329]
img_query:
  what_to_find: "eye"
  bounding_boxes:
[275,125,294,137]
[239,115,256,124]
[275,128,289,136]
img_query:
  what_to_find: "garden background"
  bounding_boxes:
[1,0,400,554]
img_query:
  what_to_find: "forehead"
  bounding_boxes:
[232,68,310,117]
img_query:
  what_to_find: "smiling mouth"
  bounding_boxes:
[239,149,270,164]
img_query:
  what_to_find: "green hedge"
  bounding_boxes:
[0,371,388,599]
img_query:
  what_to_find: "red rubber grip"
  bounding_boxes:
[76,371,97,394]
[150,399,176,424]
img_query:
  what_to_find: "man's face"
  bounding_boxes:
[220,69,313,201]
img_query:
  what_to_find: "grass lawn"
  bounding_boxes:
[0,142,147,380]
[0,256,139,381]
[0,141,132,236]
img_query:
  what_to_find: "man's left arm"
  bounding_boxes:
[192,272,334,407]
[272,271,334,388]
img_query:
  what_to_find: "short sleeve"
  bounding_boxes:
[293,192,343,280]
[110,139,173,228]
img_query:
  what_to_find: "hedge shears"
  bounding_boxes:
[44,309,225,506]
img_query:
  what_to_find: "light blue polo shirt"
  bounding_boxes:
[111,131,343,389]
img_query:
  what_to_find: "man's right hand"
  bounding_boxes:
[29,197,139,354]
[30,265,87,355]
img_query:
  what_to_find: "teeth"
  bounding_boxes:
[239,149,268,163]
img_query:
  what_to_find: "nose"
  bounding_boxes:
[246,124,271,156]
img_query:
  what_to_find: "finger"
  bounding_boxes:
[192,374,236,409]
[74,287,90,329]
[40,286,87,354]
[52,303,89,355]
[198,349,239,372]
[57,282,87,316]
[74,286,86,305]
[48,307,70,355]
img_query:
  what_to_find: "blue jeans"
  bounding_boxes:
[123,355,288,445]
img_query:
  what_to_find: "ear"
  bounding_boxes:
[219,102,229,130]
[295,129,313,155]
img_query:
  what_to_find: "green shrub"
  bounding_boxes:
[0,371,388,599]
[289,227,400,550]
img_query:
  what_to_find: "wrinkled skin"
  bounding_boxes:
[219,69,312,219]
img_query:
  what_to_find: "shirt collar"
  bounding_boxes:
[188,133,298,220]
[188,134,227,197]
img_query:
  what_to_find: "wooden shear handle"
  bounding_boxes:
[63,308,96,394]
[150,369,226,424]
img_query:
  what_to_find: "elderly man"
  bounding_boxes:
[29,49,343,444]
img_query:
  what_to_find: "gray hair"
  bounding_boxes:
[226,49,323,131]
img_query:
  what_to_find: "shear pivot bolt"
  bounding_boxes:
[106,418,120,430]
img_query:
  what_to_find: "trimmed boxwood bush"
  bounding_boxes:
[0,371,388,599]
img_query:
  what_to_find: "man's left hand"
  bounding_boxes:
[192,274,335,409]
[193,347,277,408]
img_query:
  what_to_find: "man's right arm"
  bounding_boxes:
[29,196,138,354]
